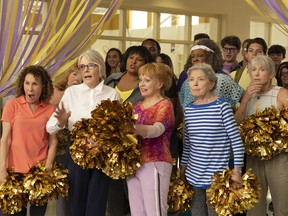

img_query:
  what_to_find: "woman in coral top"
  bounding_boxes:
[0,65,57,216]
[127,63,175,216]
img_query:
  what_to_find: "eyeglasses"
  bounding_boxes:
[281,72,288,77]
[223,47,237,52]
[77,63,98,71]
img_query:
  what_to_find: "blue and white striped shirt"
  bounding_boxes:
[181,97,244,189]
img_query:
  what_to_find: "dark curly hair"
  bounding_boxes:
[15,65,54,102]
[197,39,224,72]
[183,55,193,72]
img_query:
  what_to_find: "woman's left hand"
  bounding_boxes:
[44,161,53,172]
[87,138,99,148]
[231,171,243,189]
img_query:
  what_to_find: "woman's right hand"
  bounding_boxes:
[242,81,262,102]
[0,169,8,184]
[55,102,71,128]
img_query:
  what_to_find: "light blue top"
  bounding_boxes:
[179,73,244,109]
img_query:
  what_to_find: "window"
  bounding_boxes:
[250,21,288,60]
[160,13,186,40]
[126,10,154,38]
[94,9,220,76]
[191,16,219,42]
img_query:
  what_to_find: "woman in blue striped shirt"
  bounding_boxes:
[181,63,244,216]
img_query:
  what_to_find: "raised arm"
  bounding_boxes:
[234,81,262,124]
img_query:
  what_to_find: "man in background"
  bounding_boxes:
[221,35,242,74]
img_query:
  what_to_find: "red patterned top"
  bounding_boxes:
[134,98,175,164]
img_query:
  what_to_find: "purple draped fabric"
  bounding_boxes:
[263,0,288,25]
[0,0,122,96]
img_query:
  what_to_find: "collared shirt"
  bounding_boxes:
[46,81,120,134]
[1,96,55,173]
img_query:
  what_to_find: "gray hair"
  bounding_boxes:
[250,55,275,75]
[187,63,217,91]
[78,49,106,81]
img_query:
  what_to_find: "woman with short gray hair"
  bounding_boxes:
[47,49,121,216]
[235,55,288,216]
[181,62,244,216]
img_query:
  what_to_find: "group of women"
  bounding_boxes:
[0,36,287,216]
[179,38,288,216]
[0,44,176,216]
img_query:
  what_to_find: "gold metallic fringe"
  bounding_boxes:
[239,105,288,160]
[56,128,70,156]
[207,168,261,216]
[0,169,27,214]
[23,162,69,206]
[168,167,194,213]
[70,99,142,179]
[0,163,69,213]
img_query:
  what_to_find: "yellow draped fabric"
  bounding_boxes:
[0,0,123,97]
[245,0,288,36]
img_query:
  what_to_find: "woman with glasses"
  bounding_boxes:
[49,62,82,216]
[278,62,288,88]
[46,49,120,216]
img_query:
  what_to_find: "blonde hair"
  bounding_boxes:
[138,63,173,95]
[78,49,106,81]
[250,55,275,74]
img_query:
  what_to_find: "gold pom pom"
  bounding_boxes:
[70,99,142,179]
[70,118,102,169]
[176,123,184,141]
[239,105,288,160]
[168,168,194,213]
[50,163,69,199]
[0,169,27,214]
[56,128,70,155]
[23,162,69,206]
[207,168,261,215]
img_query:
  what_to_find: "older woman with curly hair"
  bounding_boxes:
[0,65,57,216]
[179,39,244,109]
